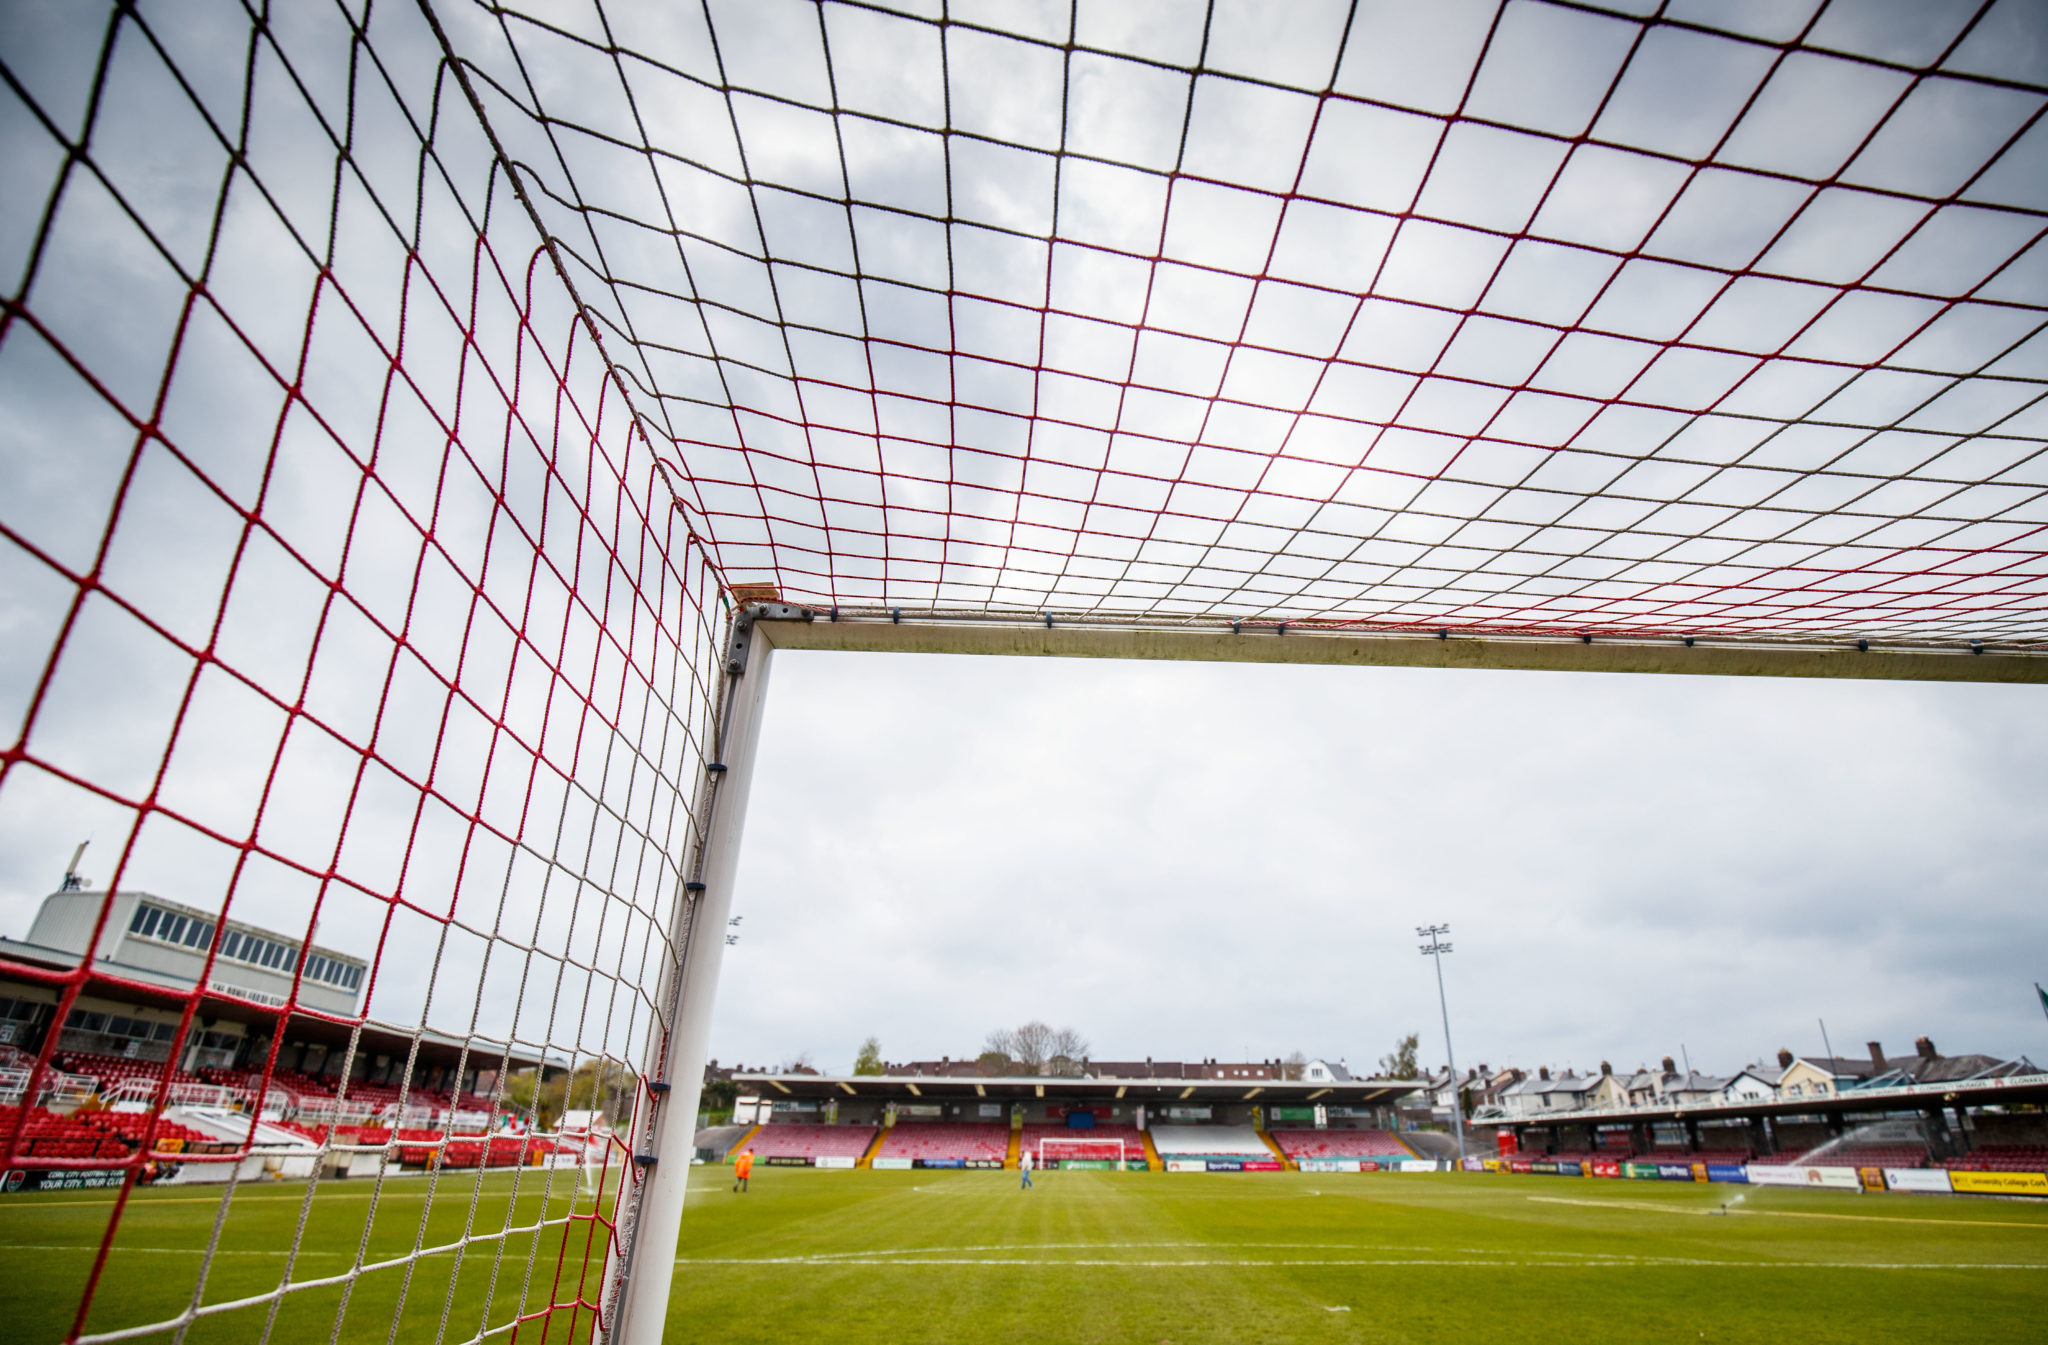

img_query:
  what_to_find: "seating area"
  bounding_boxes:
[1022,1122,1144,1161]
[1939,1145,2048,1172]
[443,1133,554,1168]
[86,1110,224,1153]
[1148,1125,1272,1158]
[735,1124,879,1162]
[873,1122,1008,1163]
[1269,1128,1409,1160]
[1753,1143,1928,1168]
[1635,1148,1751,1165]
[0,1104,218,1159]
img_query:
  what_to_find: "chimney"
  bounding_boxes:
[1539,1066,1551,1081]
[1600,1060,1612,1076]
[1777,1048,1793,1068]
[1915,1036,1938,1061]
[1867,1041,1886,1072]
[1660,1056,1676,1075]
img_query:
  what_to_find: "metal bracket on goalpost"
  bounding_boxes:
[608,605,793,1344]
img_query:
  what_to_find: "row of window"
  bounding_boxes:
[0,996,43,1023]
[130,904,214,953]
[302,953,364,991]
[126,904,364,991]
[64,1009,177,1042]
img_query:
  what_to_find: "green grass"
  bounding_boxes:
[4,1167,2046,1342]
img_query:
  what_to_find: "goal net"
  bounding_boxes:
[1040,1137,1130,1170]
[3,1,2045,1342]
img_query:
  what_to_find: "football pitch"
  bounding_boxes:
[3,1168,2045,1343]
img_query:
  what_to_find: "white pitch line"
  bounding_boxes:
[675,1255,2046,1270]
[1525,1195,2048,1230]
[0,1246,347,1257]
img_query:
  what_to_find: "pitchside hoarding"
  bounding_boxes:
[1949,1170,2048,1195]
[1882,1169,1953,1193]
[1745,1165,1863,1190]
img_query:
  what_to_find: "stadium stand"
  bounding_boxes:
[1020,1122,1145,1162]
[873,1123,1008,1164]
[1640,1147,1752,1165]
[1753,1143,1928,1168]
[1149,1126,1272,1159]
[1939,1146,2048,1172]
[733,1124,879,1163]
[1269,1128,1410,1161]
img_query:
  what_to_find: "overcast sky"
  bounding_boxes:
[714,647,2048,1079]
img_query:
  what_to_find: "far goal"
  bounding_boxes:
[1039,1137,1131,1170]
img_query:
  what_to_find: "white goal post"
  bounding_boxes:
[1038,1137,1131,1170]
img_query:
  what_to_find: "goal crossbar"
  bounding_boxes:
[754,610,2048,686]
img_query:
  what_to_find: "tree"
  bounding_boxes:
[975,1050,1012,1077]
[777,1050,816,1075]
[853,1037,884,1076]
[1281,1051,1308,1081]
[984,1022,1088,1073]
[1379,1033,1420,1080]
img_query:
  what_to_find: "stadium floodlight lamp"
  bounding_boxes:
[1417,925,1467,1167]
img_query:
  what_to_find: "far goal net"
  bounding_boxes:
[1039,1137,1131,1170]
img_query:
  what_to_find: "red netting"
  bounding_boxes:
[476,0,2047,648]
[1,2,729,1340]
[4,1,2048,1341]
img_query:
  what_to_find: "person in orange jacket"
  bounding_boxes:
[733,1148,753,1193]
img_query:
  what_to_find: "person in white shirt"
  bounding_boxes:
[1019,1147,1034,1189]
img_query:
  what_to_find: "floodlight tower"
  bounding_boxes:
[1418,924,1467,1166]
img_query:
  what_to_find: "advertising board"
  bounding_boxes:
[1705,1164,1748,1184]
[965,1159,1004,1169]
[1745,1165,1862,1190]
[1656,1163,1695,1182]
[1165,1160,1206,1173]
[763,1156,811,1166]
[1858,1167,1885,1192]
[895,1103,941,1118]
[1948,1170,2048,1196]
[813,1155,855,1170]
[1268,1107,1315,1123]
[1238,1160,1283,1172]
[1461,1157,1485,1172]
[3,1168,125,1193]
[1555,1161,1582,1177]
[1590,1160,1621,1178]
[1167,1106,1213,1120]
[1624,1163,1660,1179]
[1303,1159,1361,1173]
[1398,1159,1440,1173]
[871,1157,913,1170]
[1510,1159,1533,1174]
[1883,1169,1952,1194]
[917,1158,965,1169]
[1530,1161,1559,1175]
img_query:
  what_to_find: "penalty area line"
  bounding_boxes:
[675,1255,2046,1270]
[1526,1195,2048,1229]
[0,1245,349,1256]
